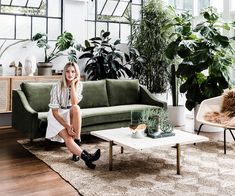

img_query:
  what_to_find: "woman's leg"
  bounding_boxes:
[58,129,100,169]
[70,105,82,140]
[58,129,82,156]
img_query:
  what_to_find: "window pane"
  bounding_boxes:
[184,0,193,10]
[32,17,46,36]
[132,5,141,20]
[48,19,61,40]
[109,23,120,41]
[16,16,31,39]
[1,0,11,5]
[12,0,28,6]
[27,0,43,8]
[101,0,118,16]
[113,2,128,17]
[87,21,95,39]
[0,15,14,39]
[176,0,184,10]
[210,0,223,13]
[96,22,107,36]
[97,0,107,14]
[132,0,141,4]
[120,24,130,43]
[87,1,95,20]
[48,0,61,17]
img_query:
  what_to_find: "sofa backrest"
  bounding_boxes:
[106,79,140,106]
[21,82,54,112]
[79,80,109,108]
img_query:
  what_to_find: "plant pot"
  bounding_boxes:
[167,105,185,127]
[194,104,223,132]
[37,62,53,76]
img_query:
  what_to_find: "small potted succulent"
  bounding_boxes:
[32,31,80,75]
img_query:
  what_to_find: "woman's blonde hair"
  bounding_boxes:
[61,62,80,89]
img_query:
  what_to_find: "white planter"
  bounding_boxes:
[194,104,223,132]
[167,105,185,127]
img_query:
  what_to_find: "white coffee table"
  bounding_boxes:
[91,127,209,175]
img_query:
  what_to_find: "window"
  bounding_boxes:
[86,0,143,43]
[0,0,63,40]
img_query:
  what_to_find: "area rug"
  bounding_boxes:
[18,138,235,196]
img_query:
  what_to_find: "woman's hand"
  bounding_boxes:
[71,76,79,87]
[66,124,76,136]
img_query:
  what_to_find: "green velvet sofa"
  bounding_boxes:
[12,79,167,140]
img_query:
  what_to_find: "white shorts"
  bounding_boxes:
[45,108,70,143]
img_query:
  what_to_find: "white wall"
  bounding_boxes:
[0,0,88,75]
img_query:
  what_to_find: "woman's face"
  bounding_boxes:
[65,66,77,82]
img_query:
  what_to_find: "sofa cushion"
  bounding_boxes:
[81,104,158,127]
[21,82,54,112]
[106,79,140,106]
[79,80,109,108]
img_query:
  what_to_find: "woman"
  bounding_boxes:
[46,62,100,169]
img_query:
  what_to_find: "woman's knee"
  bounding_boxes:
[70,105,81,114]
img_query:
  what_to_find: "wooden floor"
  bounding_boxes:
[0,118,234,196]
[0,128,78,196]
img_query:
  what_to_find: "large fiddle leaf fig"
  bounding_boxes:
[166,7,235,110]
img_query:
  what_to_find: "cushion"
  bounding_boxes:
[81,104,158,127]
[106,79,140,106]
[79,80,109,108]
[21,82,54,112]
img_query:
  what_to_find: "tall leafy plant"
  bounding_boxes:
[166,7,235,111]
[131,0,173,93]
[79,31,143,80]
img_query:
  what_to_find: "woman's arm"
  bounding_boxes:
[70,77,80,105]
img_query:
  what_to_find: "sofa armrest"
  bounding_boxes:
[12,90,39,140]
[140,85,167,109]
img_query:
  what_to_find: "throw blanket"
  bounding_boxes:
[204,90,235,126]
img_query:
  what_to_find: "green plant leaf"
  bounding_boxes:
[79,53,94,59]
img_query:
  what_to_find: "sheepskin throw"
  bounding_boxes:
[204,90,235,125]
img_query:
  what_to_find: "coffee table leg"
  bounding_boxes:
[109,141,113,171]
[176,143,181,175]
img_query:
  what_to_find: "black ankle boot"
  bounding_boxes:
[81,151,96,169]
[83,149,101,162]
[72,139,81,162]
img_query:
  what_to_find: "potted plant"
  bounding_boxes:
[32,31,80,75]
[165,10,194,126]
[130,0,173,94]
[79,30,143,80]
[166,7,235,129]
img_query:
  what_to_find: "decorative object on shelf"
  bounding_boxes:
[9,61,22,76]
[129,124,147,139]
[24,56,37,76]
[32,31,82,76]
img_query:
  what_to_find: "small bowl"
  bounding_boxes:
[129,124,147,138]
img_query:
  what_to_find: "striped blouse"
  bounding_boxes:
[49,81,83,109]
